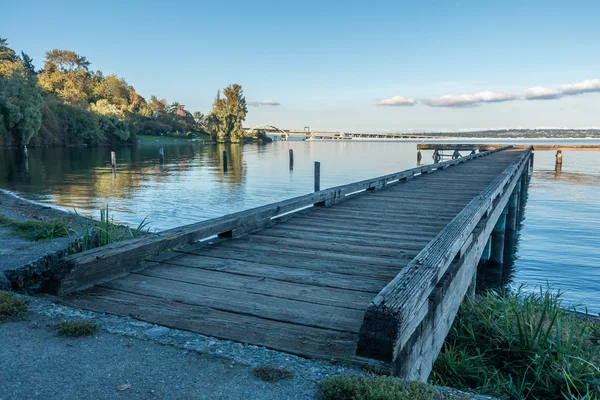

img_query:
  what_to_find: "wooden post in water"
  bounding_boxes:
[314,162,321,192]
[110,151,116,173]
[491,207,508,264]
[159,147,164,164]
[417,150,422,163]
[289,149,294,169]
[506,188,518,232]
[555,150,563,167]
[223,150,228,172]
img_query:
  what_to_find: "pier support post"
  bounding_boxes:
[506,189,518,232]
[159,147,164,164]
[417,150,422,163]
[481,237,491,261]
[314,161,321,192]
[530,152,534,168]
[223,150,228,172]
[433,150,441,163]
[289,149,294,170]
[110,151,116,173]
[491,207,508,264]
[555,150,563,168]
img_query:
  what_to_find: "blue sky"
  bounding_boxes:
[4,0,600,131]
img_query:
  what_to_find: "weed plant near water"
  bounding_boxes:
[431,287,600,400]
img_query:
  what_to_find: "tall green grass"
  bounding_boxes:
[70,205,149,253]
[431,287,600,399]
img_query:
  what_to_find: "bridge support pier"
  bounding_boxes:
[491,207,508,264]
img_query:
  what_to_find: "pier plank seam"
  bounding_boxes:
[356,147,532,380]
[43,146,509,295]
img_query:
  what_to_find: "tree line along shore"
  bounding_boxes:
[0,38,251,149]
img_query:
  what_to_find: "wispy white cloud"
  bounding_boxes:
[559,79,600,96]
[523,86,563,100]
[422,91,517,107]
[375,96,417,106]
[248,100,281,106]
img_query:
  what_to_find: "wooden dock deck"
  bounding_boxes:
[49,147,532,379]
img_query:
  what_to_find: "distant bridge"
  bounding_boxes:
[244,126,436,141]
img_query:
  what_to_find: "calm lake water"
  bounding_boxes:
[1,140,599,313]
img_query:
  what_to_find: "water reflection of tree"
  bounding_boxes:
[210,144,246,184]
[0,144,208,203]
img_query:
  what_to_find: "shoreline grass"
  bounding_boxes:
[0,215,72,241]
[430,288,600,400]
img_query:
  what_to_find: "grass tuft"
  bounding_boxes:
[253,366,293,382]
[0,291,29,321]
[320,375,437,400]
[0,215,72,241]
[56,320,98,337]
[430,287,600,400]
[70,205,149,253]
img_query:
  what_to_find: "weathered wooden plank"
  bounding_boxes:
[181,241,415,268]
[234,234,422,258]
[61,288,358,359]
[145,253,388,292]
[173,245,402,279]
[102,274,365,333]
[250,230,431,251]
[257,224,439,244]
[138,264,374,310]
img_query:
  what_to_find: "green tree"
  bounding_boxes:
[0,67,43,146]
[205,84,248,143]
[20,52,35,74]
[38,49,92,104]
[0,38,17,62]
[92,74,129,107]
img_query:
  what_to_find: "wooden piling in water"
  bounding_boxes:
[159,147,164,163]
[555,150,563,166]
[314,162,321,192]
[110,151,116,173]
[491,207,508,264]
[417,150,422,163]
[223,150,228,172]
[506,189,518,232]
[289,149,294,169]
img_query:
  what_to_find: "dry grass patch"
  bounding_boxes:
[253,366,293,382]
[56,320,98,337]
[0,291,29,321]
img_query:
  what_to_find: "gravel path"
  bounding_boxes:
[0,295,497,400]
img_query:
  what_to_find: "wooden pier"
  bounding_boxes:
[45,146,532,380]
